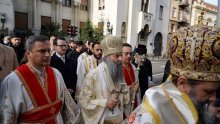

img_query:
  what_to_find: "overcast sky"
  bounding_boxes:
[204,0,218,5]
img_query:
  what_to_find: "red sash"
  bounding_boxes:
[123,63,137,108]
[16,64,62,124]
[123,63,135,86]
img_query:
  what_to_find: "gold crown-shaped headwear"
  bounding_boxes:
[101,36,123,57]
[168,25,220,81]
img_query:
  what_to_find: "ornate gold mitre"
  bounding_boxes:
[101,36,123,57]
[168,25,220,81]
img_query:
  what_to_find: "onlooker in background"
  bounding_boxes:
[162,60,171,83]
[0,44,18,82]
[132,44,152,99]
[66,40,77,55]
[69,40,77,50]
[1,36,10,46]
[121,43,140,116]
[66,41,84,63]
[66,41,84,99]
[8,33,25,63]
[0,34,4,44]
[49,35,57,56]
[50,37,76,98]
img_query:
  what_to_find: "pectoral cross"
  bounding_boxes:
[110,86,128,114]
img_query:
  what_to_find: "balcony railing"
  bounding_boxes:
[179,0,189,8]
[178,11,188,23]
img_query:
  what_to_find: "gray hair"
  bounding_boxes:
[26,35,49,50]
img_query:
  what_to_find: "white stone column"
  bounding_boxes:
[71,1,75,25]
[32,0,40,35]
[51,0,57,22]
[27,0,33,29]
[58,0,62,24]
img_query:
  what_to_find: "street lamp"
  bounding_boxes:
[107,21,113,35]
[1,14,6,30]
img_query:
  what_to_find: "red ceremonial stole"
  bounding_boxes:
[122,63,137,108]
[15,64,62,124]
[123,63,135,86]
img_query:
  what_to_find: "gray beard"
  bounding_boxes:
[188,88,216,124]
[103,58,124,84]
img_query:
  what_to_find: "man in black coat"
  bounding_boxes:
[162,60,171,83]
[8,33,25,64]
[50,37,76,98]
[132,44,152,99]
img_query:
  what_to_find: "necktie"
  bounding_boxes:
[60,56,65,63]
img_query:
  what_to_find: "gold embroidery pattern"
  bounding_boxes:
[61,86,81,124]
[15,70,38,108]
[26,64,52,103]
[51,68,58,100]
[168,26,220,81]
[0,104,16,123]
[161,84,187,124]
[142,98,162,124]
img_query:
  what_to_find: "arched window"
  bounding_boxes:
[121,22,126,37]
[99,0,105,10]
[153,32,163,56]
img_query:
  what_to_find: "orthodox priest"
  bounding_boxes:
[124,26,220,124]
[79,36,138,123]
[0,35,80,123]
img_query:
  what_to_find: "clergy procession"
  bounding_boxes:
[1,24,220,124]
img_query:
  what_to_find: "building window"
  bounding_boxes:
[41,16,51,30]
[80,21,86,33]
[99,0,105,10]
[141,0,149,13]
[62,19,71,33]
[15,12,28,30]
[80,5,88,11]
[98,22,104,33]
[121,22,126,37]
[171,24,175,32]
[206,18,212,26]
[172,7,177,18]
[159,6,163,20]
[81,0,88,11]
[62,0,71,7]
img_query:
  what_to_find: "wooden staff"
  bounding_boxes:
[129,53,145,113]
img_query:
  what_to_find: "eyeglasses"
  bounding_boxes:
[57,45,68,48]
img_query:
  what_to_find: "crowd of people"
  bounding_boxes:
[0,24,220,124]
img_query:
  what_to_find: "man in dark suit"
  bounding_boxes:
[132,44,152,99]
[162,60,171,83]
[50,37,76,98]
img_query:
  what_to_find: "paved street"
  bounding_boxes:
[151,59,168,84]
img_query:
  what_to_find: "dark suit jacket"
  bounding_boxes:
[162,60,171,83]
[50,53,77,93]
[132,58,152,99]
